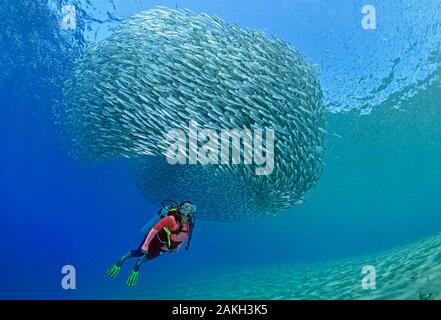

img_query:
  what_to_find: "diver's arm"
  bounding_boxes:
[141,228,158,253]
[173,223,190,253]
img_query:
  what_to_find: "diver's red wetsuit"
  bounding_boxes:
[131,214,189,260]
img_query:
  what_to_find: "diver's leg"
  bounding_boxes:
[134,255,150,270]
[126,255,150,287]
[106,249,142,278]
[117,251,138,265]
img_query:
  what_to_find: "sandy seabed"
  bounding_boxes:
[146,232,441,300]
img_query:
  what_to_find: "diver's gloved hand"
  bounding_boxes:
[126,268,140,288]
[106,262,122,278]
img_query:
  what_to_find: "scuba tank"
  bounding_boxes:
[140,200,178,236]
[140,208,165,236]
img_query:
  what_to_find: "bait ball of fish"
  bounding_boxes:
[60,7,326,220]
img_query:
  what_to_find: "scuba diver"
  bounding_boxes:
[106,200,196,287]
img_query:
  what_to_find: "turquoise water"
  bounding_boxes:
[1,0,441,299]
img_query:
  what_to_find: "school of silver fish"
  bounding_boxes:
[61,7,325,220]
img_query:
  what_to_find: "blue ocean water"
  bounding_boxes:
[1,0,441,299]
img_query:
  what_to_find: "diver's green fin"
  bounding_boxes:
[126,269,140,287]
[106,263,122,278]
